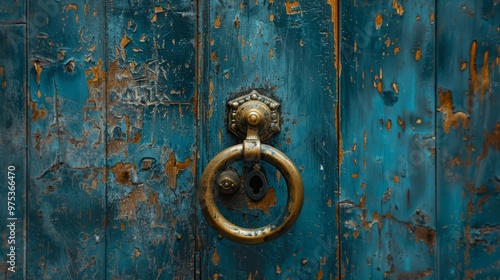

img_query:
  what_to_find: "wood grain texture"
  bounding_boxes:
[27,0,106,278]
[105,0,197,278]
[436,1,500,278]
[1,1,498,279]
[0,24,26,279]
[339,1,436,278]
[198,0,338,278]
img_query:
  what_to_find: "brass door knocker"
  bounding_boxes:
[199,90,304,244]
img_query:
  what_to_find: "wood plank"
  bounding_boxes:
[105,0,197,278]
[436,1,500,278]
[27,1,106,278]
[339,1,436,278]
[0,0,25,23]
[0,24,27,279]
[199,0,338,278]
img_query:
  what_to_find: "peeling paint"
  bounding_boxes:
[477,122,500,163]
[247,188,277,215]
[29,101,46,123]
[374,14,383,30]
[212,248,220,266]
[111,162,136,186]
[392,0,404,16]
[120,31,132,61]
[437,89,469,133]
[214,14,221,28]
[164,153,191,189]
[415,48,422,61]
[284,1,301,15]
[119,185,147,220]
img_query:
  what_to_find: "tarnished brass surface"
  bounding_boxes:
[200,91,303,244]
[216,168,240,195]
[199,144,304,244]
[227,90,280,142]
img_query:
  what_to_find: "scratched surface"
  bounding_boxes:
[0,0,25,23]
[436,1,500,278]
[339,1,436,278]
[0,25,26,279]
[2,1,500,279]
[27,0,107,278]
[198,0,338,278]
[105,0,197,278]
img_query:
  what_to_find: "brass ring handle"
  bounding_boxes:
[199,143,304,244]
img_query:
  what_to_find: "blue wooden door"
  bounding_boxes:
[1,0,499,279]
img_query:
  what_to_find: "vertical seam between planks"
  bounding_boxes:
[433,0,439,277]
[335,0,342,279]
[194,0,202,278]
[103,0,109,278]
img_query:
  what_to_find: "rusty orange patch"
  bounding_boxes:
[285,1,301,15]
[212,248,220,266]
[374,13,383,30]
[214,14,221,28]
[392,0,404,15]
[477,122,500,164]
[437,89,469,133]
[111,162,136,186]
[165,153,192,189]
[30,101,46,123]
[119,185,147,220]
[247,188,277,215]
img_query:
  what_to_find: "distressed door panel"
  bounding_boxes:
[0,0,25,23]
[27,0,106,278]
[199,0,338,278]
[436,1,500,278]
[0,24,27,279]
[339,1,436,278]
[105,0,198,278]
[1,0,498,278]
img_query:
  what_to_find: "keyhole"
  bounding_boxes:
[245,170,268,201]
[250,175,264,194]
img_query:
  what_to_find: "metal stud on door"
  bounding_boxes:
[199,90,304,244]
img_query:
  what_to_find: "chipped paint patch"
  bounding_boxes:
[327,0,340,70]
[268,49,274,60]
[119,185,147,220]
[374,14,383,30]
[437,89,469,133]
[111,162,136,186]
[285,1,301,15]
[120,31,132,61]
[33,60,43,84]
[247,188,277,215]
[165,153,192,189]
[469,41,491,102]
[477,122,500,163]
[214,14,221,28]
[212,248,220,266]
[415,48,422,61]
[29,101,46,123]
[392,0,404,15]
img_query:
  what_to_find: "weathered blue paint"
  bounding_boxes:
[436,1,500,278]
[339,1,436,278]
[1,1,499,279]
[0,0,25,23]
[198,0,338,278]
[0,24,26,279]
[105,0,197,278]
[27,0,106,278]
